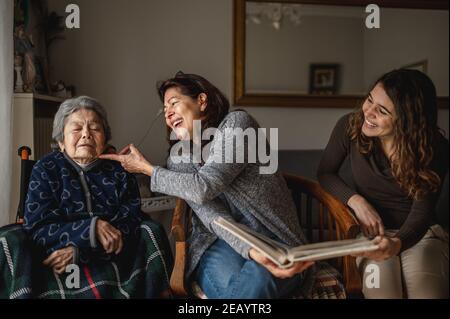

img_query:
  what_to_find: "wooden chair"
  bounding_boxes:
[169,173,362,298]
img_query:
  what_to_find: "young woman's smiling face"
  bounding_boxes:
[361,83,397,141]
[164,87,206,140]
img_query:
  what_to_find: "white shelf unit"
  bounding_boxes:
[10,93,64,223]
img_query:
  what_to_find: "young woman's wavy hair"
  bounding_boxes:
[157,71,230,148]
[348,69,441,199]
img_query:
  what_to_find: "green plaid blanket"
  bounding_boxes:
[0,220,173,299]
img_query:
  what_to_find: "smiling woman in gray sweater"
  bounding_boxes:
[101,72,316,298]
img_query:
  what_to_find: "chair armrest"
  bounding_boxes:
[283,173,362,294]
[317,187,362,295]
[169,198,189,297]
[310,180,362,294]
[170,198,187,242]
[314,186,360,239]
[283,174,360,237]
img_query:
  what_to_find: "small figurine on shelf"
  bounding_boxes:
[50,81,75,98]
[22,52,37,93]
[65,85,75,98]
[14,54,24,93]
[51,80,67,98]
[14,25,37,93]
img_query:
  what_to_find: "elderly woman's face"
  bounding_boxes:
[164,87,206,140]
[58,108,106,164]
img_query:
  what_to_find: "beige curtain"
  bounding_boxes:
[0,0,14,226]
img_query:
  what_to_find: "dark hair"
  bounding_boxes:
[157,71,230,146]
[348,69,441,199]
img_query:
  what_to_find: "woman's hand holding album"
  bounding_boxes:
[249,248,315,279]
[352,236,401,261]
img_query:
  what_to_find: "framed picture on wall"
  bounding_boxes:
[403,60,428,74]
[309,64,339,95]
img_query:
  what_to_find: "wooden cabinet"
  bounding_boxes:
[10,93,64,223]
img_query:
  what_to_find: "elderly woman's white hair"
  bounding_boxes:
[51,96,112,150]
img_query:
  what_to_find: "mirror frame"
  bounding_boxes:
[233,0,449,108]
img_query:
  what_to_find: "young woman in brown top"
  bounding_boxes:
[318,69,448,298]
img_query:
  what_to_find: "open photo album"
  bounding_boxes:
[214,217,379,269]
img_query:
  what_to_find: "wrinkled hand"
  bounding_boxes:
[249,248,315,279]
[348,194,384,238]
[43,246,74,274]
[353,236,401,262]
[96,219,123,255]
[98,144,153,176]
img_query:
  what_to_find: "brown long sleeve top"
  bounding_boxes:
[318,114,449,252]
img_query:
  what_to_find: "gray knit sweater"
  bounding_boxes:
[151,111,315,295]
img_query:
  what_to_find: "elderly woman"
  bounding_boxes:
[20,96,172,298]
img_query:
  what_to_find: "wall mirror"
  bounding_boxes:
[233,0,449,108]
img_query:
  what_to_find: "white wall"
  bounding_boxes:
[47,0,449,161]
[364,7,449,95]
[48,0,234,165]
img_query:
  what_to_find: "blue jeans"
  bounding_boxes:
[194,239,302,299]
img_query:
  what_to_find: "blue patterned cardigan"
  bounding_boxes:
[23,151,142,263]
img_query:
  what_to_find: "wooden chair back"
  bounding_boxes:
[169,174,362,297]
